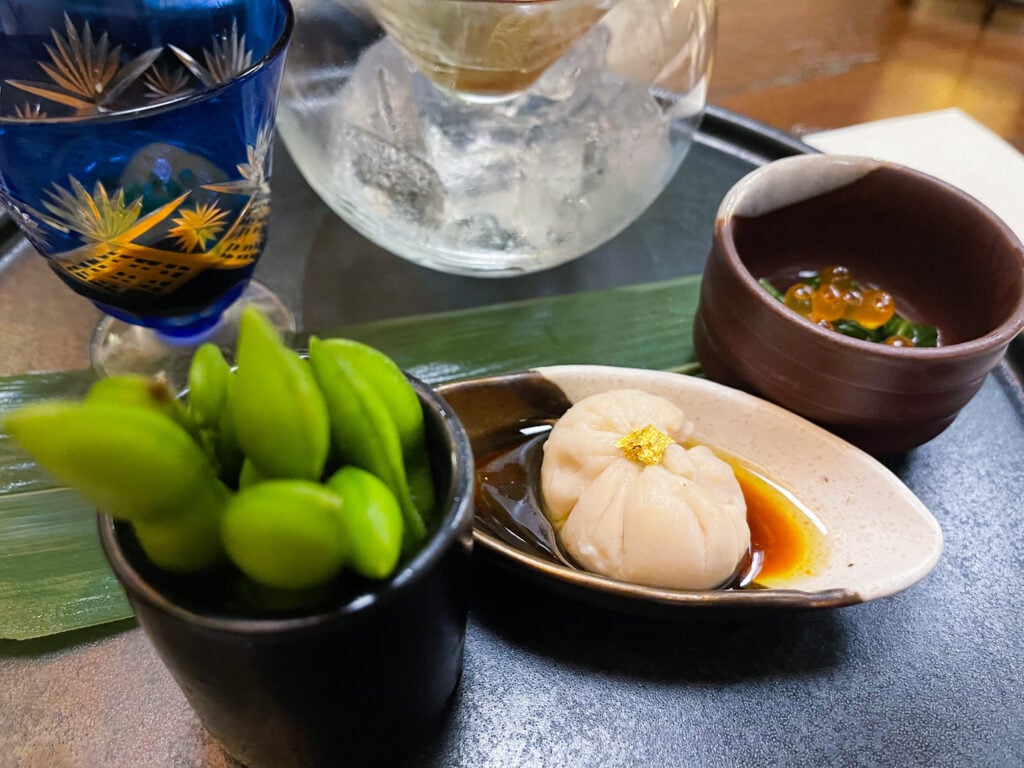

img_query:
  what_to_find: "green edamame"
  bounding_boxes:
[86,374,193,432]
[5,309,445,587]
[187,343,230,429]
[208,371,243,485]
[3,402,229,525]
[311,339,424,454]
[327,466,404,580]
[308,337,426,547]
[231,308,330,481]
[238,457,270,489]
[183,346,242,481]
[221,480,346,590]
[406,460,437,519]
[133,505,225,573]
[311,337,437,519]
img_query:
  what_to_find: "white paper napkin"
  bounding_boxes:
[804,109,1024,242]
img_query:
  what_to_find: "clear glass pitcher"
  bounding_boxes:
[278,0,716,276]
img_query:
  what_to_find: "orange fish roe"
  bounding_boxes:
[775,266,917,346]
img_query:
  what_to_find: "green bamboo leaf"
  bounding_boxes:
[0,369,96,496]
[0,488,131,640]
[306,276,703,384]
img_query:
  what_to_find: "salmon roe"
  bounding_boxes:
[819,265,853,291]
[853,289,895,330]
[776,266,910,345]
[885,334,914,347]
[783,283,814,315]
[810,283,845,322]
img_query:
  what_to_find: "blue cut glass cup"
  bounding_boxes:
[0,0,294,378]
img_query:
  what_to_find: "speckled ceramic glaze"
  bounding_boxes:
[99,378,474,768]
[439,365,943,614]
[693,154,1024,454]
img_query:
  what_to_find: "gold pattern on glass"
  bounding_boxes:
[2,197,49,249]
[42,178,150,241]
[170,19,254,89]
[143,64,193,100]
[2,13,269,295]
[3,14,254,118]
[30,127,272,297]
[200,124,273,268]
[169,202,230,252]
[12,102,47,120]
[5,13,161,115]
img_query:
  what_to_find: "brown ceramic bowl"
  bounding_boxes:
[693,154,1024,455]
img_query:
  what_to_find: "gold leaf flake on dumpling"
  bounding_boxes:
[615,424,674,465]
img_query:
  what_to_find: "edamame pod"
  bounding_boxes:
[406,460,437,520]
[87,375,193,432]
[188,343,230,429]
[184,344,242,482]
[327,466,404,580]
[408,457,435,519]
[311,338,437,518]
[212,372,243,485]
[238,457,270,489]
[3,402,229,524]
[311,339,424,455]
[230,308,330,481]
[309,337,426,547]
[221,480,346,590]
[132,504,225,573]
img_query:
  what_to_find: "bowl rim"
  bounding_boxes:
[0,0,295,127]
[97,375,474,635]
[715,153,1024,359]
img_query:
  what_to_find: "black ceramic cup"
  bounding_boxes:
[99,377,474,768]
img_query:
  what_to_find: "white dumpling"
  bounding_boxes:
[540,389,750,590]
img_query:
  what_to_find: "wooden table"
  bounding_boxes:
[712,0,1024,152]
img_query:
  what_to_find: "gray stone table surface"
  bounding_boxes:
[1,109,1023,767]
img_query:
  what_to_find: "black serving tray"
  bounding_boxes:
[364,109,1018,768]
[2,107,1022,767]
[216,105,1024,766]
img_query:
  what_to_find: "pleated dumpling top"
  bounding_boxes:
[540,389,750,590]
